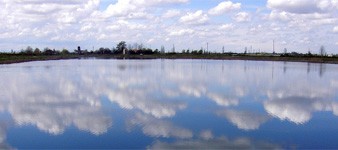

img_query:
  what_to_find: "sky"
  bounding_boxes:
[0,0,338,54]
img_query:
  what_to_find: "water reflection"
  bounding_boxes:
[0,121,14,150]
[0,59,338,148]
[148,131,281,149]
[217,109,269,130]
[264,97,338,124]
[127,113,193,139]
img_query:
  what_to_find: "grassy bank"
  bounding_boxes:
[1,53,338,65]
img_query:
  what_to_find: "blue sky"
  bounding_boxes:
[0,0,337,53]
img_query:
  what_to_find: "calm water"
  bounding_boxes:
[0,59,338,149]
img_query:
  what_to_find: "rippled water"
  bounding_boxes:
[0,59,338,149]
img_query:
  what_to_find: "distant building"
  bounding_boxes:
[77,46,81,54]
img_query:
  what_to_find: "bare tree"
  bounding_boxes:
[160,46,165,54]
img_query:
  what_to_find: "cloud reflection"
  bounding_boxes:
[207,93,239,107]
[148,136,281,149]
[264,97,338,124]
[105,88,187,118]
[127,113,193,139]
[217,109,269,130]
[0,59,338,140]
[0,122,15,150]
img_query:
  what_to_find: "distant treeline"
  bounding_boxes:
[2,41,337,58]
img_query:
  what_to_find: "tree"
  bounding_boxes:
[61,49,69,55]
[320,45,326,56]
[24,46,33,55]
[138,43,144,50]
[43,47,54,55]
[98,47,105,54]
[154,49,159,54]
[34,48,41,55]
[104,48,111,54]
[116,41,127,53]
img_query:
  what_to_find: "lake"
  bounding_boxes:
[0,59,338,149]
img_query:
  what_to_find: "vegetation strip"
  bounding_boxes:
[1,41,337,64]
[1,54,338,65]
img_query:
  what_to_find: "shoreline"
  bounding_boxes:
[1,54,338,65]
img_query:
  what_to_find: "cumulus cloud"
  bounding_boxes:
[104,0,188,18]
[219,24,235,30]
[334,26,338,33]
[268,10,291,21]
[267,0,337,14]
[208,1,241,15]
[179,10,209,25]
[0,0,337,53]
[234,12,251,22]
[0,0,100,44]
[169,29,194,36]
[162,9,181,18]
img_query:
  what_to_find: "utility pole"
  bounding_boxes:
[273,40,275,54]
[207,42,209,53]
[172,44,175,53]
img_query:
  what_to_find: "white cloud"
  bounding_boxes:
[234,12,251,22]
[0,0,337,53]
[104,0,188,18]
[132,0,189,6]
[162,9,181,18]
[267,0,337,14]
[268,10,291,21]
[104,0,138,17]
[334,26,338,33]
[219,24,234,30]
[179,10,209,25]
[169,29,194,36]
[209,1,241,15]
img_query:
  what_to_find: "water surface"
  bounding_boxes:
[0,59,338,149]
